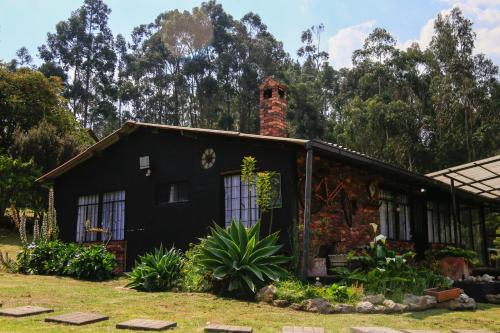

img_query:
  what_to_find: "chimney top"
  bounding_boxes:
[259,77,288,138]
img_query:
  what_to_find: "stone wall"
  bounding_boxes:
[297,153,417,262]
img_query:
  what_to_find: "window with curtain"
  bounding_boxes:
[157,182,189,204]
[426,201,456,244]
[76,194,99,242]
[224,174,259,228]
[379,190,411,241]
[76,190,125,242]
[101,191,126,241]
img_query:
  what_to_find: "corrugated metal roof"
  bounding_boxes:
[426,155,500,200]
[37,121,307,181]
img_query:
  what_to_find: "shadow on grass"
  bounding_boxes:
[407,303,497,320]
[0,228,22,247]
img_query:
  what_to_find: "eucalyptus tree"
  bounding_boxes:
[38,0,117,133]
[427,7,499,167]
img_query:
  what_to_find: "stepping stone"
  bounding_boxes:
[402,331,440,333]
[0,306,53,317]
[283,327,325,333]
[204,323,253,333]
[451,331,493,333]
[45,312,108,325]
[117,319,177,331]
[351,328,403,333]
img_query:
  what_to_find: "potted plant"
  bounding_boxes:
[434,246,478,281]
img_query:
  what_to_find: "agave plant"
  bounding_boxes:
[197,220,289,293]
[126,245,183,292]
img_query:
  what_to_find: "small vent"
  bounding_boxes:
[139,156,150,169]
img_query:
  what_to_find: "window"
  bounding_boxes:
[223,173,282,228]
[426,201,456,244]
[378,190,411,241]
[76,190,125,242]
[157,182,189,204]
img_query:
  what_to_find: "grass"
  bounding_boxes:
[0,227,22,256]
[1,233,499,332]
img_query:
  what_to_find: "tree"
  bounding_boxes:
[0,68,72,151]
[428,7,500,166]
[0,155,41,224]
[38,0,117,134]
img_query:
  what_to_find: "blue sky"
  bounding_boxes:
[1,0,499,68]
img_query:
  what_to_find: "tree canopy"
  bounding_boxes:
[5,1,500,176]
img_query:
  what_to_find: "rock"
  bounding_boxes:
[485,294,500,304]
[374,305,387,313]
[256,285,277,303]
[446,293,476,311]
[361,294,385,305]
[355,301,375,313]
[481,274,495,283]
[289,303,303,311]
[272,299,290,307]
[332,303,355,313]
[382,300,407,313]
[302,298,334,314]
[403,294,437,311]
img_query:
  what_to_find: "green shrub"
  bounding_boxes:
[16,240,117,281]
[181,242,212,292]
[126,246,183,292]
[274,279,362,304]
[197,220,289,295]
[332,225,453,301]
[17,240,78,275]
[66,245,117,281]
[433,246,479,265]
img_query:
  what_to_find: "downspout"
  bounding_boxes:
[300,143,313,282]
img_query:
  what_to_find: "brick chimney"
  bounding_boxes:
[259,77,288,137]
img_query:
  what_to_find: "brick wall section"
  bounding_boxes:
[83,240,127,274]
[297,153,413,260]
[259,77,288,137]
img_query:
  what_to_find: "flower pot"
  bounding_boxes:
[328,254,348,268]
[439,256,471,281]
[307,258,327,277]
[424,287,461,302]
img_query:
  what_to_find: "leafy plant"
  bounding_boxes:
[274,278,363,304]
[434,246,479,265]
[197,220,289,294]
[126,245,184,291]
[181,242,212,292]
[332,224,452,300]
[17,240,77,275]
[0,250,17,273]
[17,240,116,280]
[66,244,117,281]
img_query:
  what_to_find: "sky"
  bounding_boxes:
[1,0,499,68]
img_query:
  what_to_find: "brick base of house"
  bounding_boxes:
[83,240,127,274]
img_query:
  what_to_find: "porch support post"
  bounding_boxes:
[479,204,488,265]
[300,143,313,282]
[450,179,460,246]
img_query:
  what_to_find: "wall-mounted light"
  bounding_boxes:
[420,188,426,193]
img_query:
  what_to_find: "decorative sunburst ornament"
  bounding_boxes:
[201,148,216,169]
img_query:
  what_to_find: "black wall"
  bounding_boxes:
[54,128,299,269]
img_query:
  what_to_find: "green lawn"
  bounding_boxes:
[1,232,499,332]
[0,227,22,257]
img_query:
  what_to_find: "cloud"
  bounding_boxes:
[398,0,500,64]
[328,20,376,69]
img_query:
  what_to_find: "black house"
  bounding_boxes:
[38,78,500,272]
